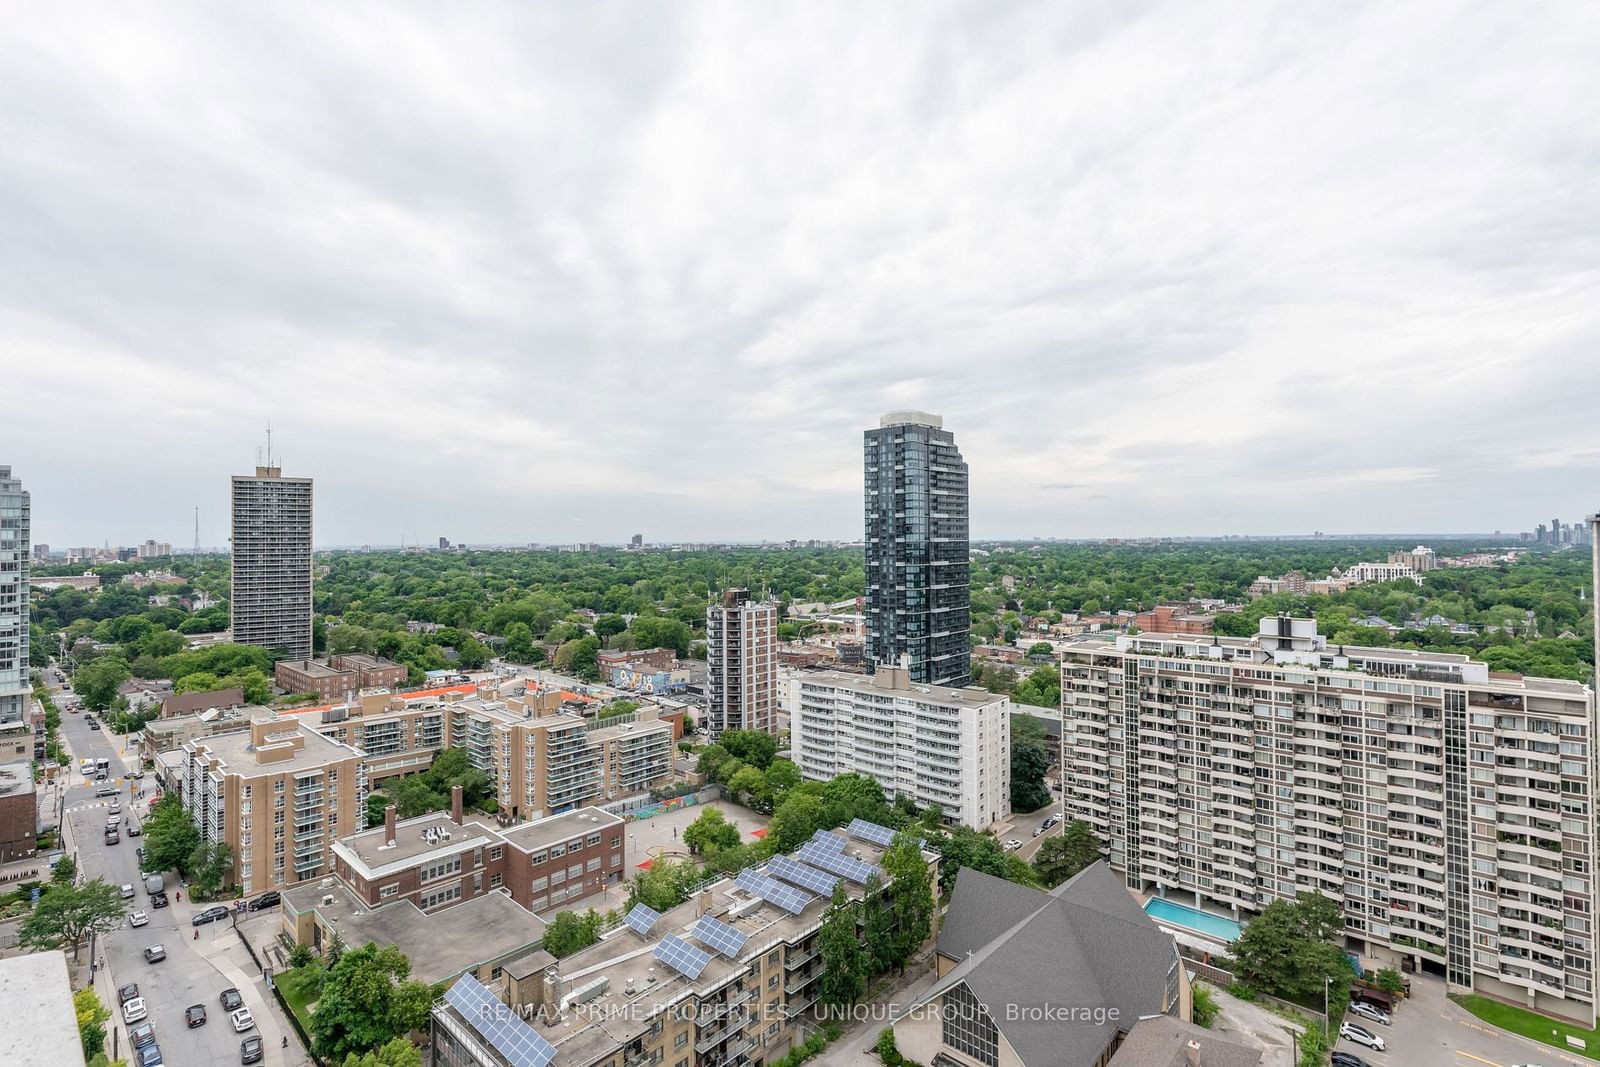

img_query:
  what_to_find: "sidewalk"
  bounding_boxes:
[195,926,315,1067]
[811,950,940,1066]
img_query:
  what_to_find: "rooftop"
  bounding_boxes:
[0,759,34,798]
[1107,1018,1261,1067]
[280,659,351,678]
[334,810,505,877]
[283,881,546,986]
[0,950,83,1067]
[796,666,1006,708]
[497,807,623,855]
[186,718,364,777]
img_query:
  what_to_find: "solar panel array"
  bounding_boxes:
[654,933,713,980]
[624,902,662,937]
[445,974,557,1067]
[769,854,840,897]
[796,841,880,884]
[735,869,813,914]
[809,829,845,851]
[691,915,748,958]
[847,818,897,847]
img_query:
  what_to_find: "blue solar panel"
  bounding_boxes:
[735,869,813,914]
[445,974,557,1067]
[795,841,880,883]
[624,902,662,936]
[809,829,845,851]
[655,933,713,980]
[769,854,840,897]
[691,915,748,957]
[847,818,897,847]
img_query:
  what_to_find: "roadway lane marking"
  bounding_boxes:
[1456,1053,1501,1067]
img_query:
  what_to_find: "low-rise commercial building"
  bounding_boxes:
[1062,616,1600,1024]
[1131,605,1215,635]
[161,686,246,718]
[330,653,411,689]
[182,717,368,894]
[790,663,1010,829]
[275,659,361,701]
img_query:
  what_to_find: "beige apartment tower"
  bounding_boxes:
[706,588,777,736]
[230,464,313,660]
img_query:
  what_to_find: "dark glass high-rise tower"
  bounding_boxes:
[863,411,970,686]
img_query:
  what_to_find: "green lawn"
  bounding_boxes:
[275,963,323,1033]
[1452,993,1600,1061]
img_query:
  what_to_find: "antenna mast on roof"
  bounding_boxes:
[194,506,200,557]
[266,422,274,468]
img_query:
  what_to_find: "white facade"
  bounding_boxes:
[0,467,28,728]
[1344,560,1422,585]
[791,664,1010,829]
[1061,617,1598,1024]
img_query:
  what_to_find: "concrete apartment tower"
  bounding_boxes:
[0,467,28,728]
[863,412,971,686]
[705,589,777,736]
[230,463,314,661]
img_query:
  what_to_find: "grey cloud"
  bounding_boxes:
[2,1,1597,545]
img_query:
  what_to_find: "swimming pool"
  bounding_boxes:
[1143,898,1244,943]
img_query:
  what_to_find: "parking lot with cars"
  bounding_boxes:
[1330,975,1594,1067]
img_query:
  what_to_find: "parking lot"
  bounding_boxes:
[1333,975,1594,1067]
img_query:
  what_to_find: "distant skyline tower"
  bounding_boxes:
[230,460,314,660]
[863,411,970,686]
[0,466,29,728]
[705,588,777,736]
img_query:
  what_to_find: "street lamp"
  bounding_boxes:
[1324,975,1334,1033]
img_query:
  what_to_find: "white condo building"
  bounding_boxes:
[1061,616,1598,1024]
[790,663,1010,830]
[0,467,29,729]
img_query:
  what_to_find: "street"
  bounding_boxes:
[51,675,303,1067]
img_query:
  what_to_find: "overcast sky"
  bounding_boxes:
[5,2,1598,547]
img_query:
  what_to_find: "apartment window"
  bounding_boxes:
[380,884,399,899]
[568,863,583,880]
[567,837,583,852]
[587,857,601,872]
[421,855,463,883]
[420,884,463,910]
[587,833,601,847]
[674,1032,688,1051]
[549,843,566,859]
[490,873,503,888]
[610,835,622,849]
[490,846,503,861]
[767,975,778,990]
[531,851,547,866]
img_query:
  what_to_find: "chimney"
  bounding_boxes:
[384,804,397,845]
[451,784,464,824]
[698,889,713,917]
[1184,1039,1201,1067]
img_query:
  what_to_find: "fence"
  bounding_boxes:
[603,785,724,822]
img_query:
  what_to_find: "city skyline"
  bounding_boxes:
[5,3,1598,546]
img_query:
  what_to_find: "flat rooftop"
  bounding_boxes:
[280,660,351,677]
[0,759,34,797]
[188,720,364,776]
[796,668,1005,707]
[0,950,83,1067]
[334,810,505,875]
[498,807,622,855]
[585,719,673,744]
[284,881,546,986]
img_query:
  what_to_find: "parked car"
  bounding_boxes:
[120,883,136,899]
[1349,1000,1391,1026]
[104,831,120,845]
[185,1004,207,1028]
[220,988,244,1012]
[1339,1022,1386,1051]
[193,905,232,926]
[149,890,169,908]
[240,1035,264,1064]
[95,785,118,797]
[135,846,146,865]
[128,1021,156,1049]
[1330,1054,1370,1067]
[1004,839,1023,851]
[230,1007,255,1033]
[143,945,166,963]
[118,983,140,1005]
[127,822,142,837]
[129,910,149,927]
[136,1042,164,1067]
[122,997,148,1025]
[109,802,121,814]
[247,890,281,911]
